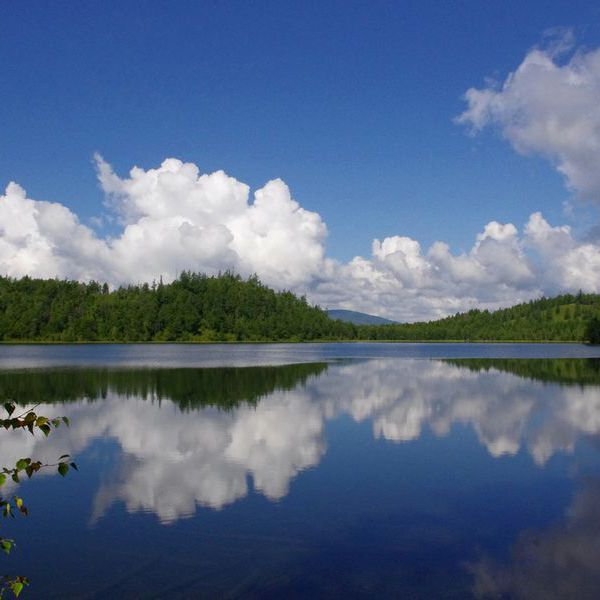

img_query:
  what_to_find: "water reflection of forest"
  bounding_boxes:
[445,357,600,386]
[0,363,328,409]
[2,358,600,413]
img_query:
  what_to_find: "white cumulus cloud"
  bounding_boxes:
[96,156,328,288]
[457,33,600,202]
[0,157,329,292]
[2,151,600,320]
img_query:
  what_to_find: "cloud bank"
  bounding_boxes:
[3,38,600,320]
[2,157,600,321]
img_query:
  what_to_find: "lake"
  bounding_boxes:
[1,343,600,598]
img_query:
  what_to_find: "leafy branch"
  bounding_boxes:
[0,402,76,598]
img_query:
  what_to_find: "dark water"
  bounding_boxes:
[1,344,600,598]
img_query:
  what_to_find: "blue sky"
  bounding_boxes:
[2,1,600,319]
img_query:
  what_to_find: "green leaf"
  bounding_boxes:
[10,582,23,597]
[39,424,51,437]
[11,473,18,484]
[15,459,29,471]
[0,474,6,487]
[3,403,15,417]
[58,463,69,477]
[58,454,70,460]
[0,539,12,554]
[70,462,78,471]
[62,416,70,427]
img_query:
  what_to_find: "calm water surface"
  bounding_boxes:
[1,343,600,598]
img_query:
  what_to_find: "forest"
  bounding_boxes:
[1,273,600,343]
[0,272,355,341]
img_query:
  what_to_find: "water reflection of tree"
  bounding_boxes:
[0,363,328,410]
[445,358,600,387]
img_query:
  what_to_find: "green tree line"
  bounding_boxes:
[0,272,356,342]
[361,292,600,342]
[1,273,600,342]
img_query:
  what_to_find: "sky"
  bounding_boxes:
[2,1,600,320]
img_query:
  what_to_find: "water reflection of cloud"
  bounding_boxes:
[3,359,600,522]
[90,391,327,522]
[470,478,600,600]
[323,360,600,464]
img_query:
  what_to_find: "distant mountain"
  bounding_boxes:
[327,309,396,325]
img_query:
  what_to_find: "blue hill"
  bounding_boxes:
[327,309,397,325]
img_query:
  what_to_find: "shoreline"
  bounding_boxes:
[0,339,587,345]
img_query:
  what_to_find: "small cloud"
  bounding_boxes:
[89,215,105,229]
[562,199,575,218]
[539,26,575,58]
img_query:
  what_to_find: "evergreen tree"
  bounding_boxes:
[585,317,600,345]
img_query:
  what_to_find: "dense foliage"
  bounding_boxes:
[586,317,600,345]
[0,273,355,342]
[358,291,600,342]
[1,274,600,342]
